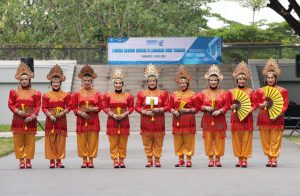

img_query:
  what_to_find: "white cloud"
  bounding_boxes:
[207,0,290,29]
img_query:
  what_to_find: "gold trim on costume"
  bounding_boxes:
[174,90,195,100]
[202,89,225,99]
[79,88,97,98]
[45,91,68,101]
[142,89,162,97]
[16,88,35,99]
[109,92,129,102]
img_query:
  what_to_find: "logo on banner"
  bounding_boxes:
[146,40,164,46]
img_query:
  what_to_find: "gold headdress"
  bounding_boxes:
[144,63,159,79]
[262,58,281,76]
[78,65,97,79]
[112,68,126,82]
[15,63,34,80]
[204,64,224,80]
[47,64,66,82]
[175,65,192,83]
[232,61,252,80]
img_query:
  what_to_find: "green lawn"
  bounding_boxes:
[0,124,11,132]
[284,135,300,146]
[0,136,43,157]
[0,138,15,157]
[0,121,45,132]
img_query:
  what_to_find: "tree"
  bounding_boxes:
[224,0,300,35]
[0,0,216,44]
[200,21,300,63]
[226,0,268,24]
[267,0,300,36]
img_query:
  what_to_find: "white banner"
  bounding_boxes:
[107,37,222,65]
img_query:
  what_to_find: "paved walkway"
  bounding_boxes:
[0,131,300,196]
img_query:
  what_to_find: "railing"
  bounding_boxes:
[0,43,106,64]
[0,42,299,64]
[222,42,300,63]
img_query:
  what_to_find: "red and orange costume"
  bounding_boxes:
[256,59,288,167]
[197,65,229,166]
[102,68,134,168]
[42,65,71,168]
[8,63,41,168]
[170,65,197,167]
[71,65,102,168]
[135,64,170,167]
[228,61,258,167]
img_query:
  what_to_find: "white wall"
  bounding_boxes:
[0,60,76,124]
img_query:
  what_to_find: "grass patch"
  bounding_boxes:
[0,124,11,132]
[0,138,14,157]
[0,121,45,132]
[284,135,300,146]
[0,136,43,157]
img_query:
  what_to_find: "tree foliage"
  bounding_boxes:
[0,0,216,44]
[200,21,300,63]
[223,0,300,35]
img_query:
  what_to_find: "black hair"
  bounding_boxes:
[84,73,92,77]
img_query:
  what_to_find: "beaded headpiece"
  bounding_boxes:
[78,65,97,79]
[112,68,126,82]
[47,64,66,82]
[15,63,34,80]
[232,61,252,80]
[262,58,281,76]
[204,64,224,80]
[175,65,192,83]
[144,63,159,79]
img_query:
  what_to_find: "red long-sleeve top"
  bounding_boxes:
[135,89,170,134]
[8,88,41,134]
[197,89,229,132]
[102,92,134,136]
[170,90,197,134]
[71,88,102,133]
[42,91,71,136]
[228,88,258,131]
[256,85,288,130]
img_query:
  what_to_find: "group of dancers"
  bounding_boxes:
[7,58,288,169]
